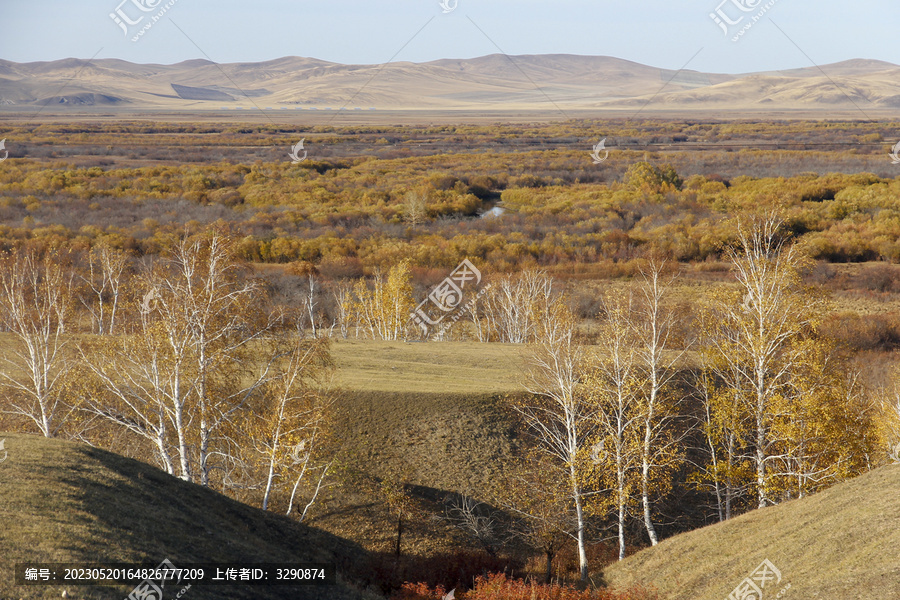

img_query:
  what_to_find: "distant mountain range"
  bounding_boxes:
[1,54,898,112]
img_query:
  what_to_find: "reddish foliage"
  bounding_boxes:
[360,551,517,596]
[392,573,658,600]
[392,581,451,600]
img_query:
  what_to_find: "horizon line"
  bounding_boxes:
[2,53,898,77]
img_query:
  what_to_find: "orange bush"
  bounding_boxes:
[391,573,658,600]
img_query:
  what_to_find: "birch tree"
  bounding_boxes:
[80,316,185,476]
[876,361,900,465]
[692,366,752,522]
[518,299,593,581]
[697,217,876,514]
[480,270,553,343]
[706,216,816,508]
[304,273,318,338]
[80,244,129,335]
[84,235,277,486]
[0,249,75,437]
[252,338,335,518]
[403,190,428,226]
[289,261,321,338]
[331,281,352,339]
[351,260,414,340]
[880,378,900,464]
[769,341,873,500]
[586,289,641,561]
[83,271,196,479]
[165,236,275,486]
[631,260,686,545]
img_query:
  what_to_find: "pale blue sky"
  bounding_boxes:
[0,0,897,74]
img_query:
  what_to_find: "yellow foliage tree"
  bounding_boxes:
[585,289,642,561]
[699,214,874,513]
[519,298,594,580]
[351,259,414,340]
[248,337,335,518]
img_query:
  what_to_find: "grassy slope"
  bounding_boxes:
[0,338,533,595]
[331,340,528,491]
[603,464,900,600]
[310,340,528,555]
[0,432,380,600]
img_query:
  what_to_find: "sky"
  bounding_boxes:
[0,0,898,74]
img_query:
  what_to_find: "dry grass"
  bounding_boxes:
[3,322,898,597]
[291,341,531,563]
[311,385,524,559]
[0,432,380,600]
[603,464,900,599]
[3,56,899,114]
[330,339,527,394]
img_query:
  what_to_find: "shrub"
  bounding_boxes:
[857,263,900,293]
[821,312,900,352]
[392,573,658,600]
[625,162,682,194]
[369,551,516,597]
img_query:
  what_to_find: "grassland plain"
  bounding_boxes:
[603,464,900,599]
[0,432,381,600]
[326,339,528,499]
[330,339,527,394]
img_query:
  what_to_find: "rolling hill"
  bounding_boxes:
[603,464,900,599]
[0,432,381,600]
[0,54,897,112]
[0,341,531,598]
[307,340,527,557]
